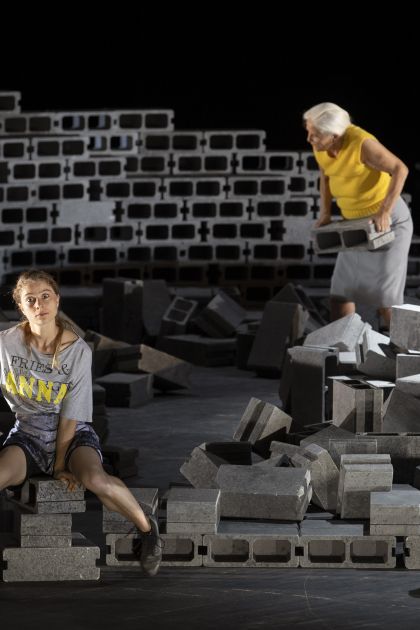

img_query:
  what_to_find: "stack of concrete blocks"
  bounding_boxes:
[0,90,332,300]
[336,454,393,519]
[2,476,100,581]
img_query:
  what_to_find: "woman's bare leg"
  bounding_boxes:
[0,446,27,490]
[378,307,391,331]
[330,298,356,321]
[68,446,151,532]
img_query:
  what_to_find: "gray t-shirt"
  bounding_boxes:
[0,325,93,422]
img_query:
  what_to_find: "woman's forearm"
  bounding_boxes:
[54,418,77,473]
[380,163,409,215]
[319,172,332,217]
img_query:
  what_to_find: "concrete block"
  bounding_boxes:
[383,389,420,432]
[370,488,420,524]
[157,335,236,367]
[396,374,420,399]
[370,524,420,535]
[25,476,85,503]
[328,439,378,468]
[404,536,420,569]
[166,522,218,534]
[304,313,367,351]
[20,535,72,548]
[103,488,158,527]
[216,465,311,520]
[166,488,220,523]
[300,534,395,568]
[248,302,308,375]
[160,297,198,335]
[193,290,245,338]
[203,521,300,567]
[396,353,420,379]
[357,433,420,485]
[233,397,291,455]
[95,372,153,408]
[2,539,100,581]
[106,532,203,567]
[288,346,339,427]
[295,443,339,511]
[356,329,396,380]
[113,344,192,391]
[331,378,383,432]
[390,304,420,351]
[300,424,354,451]
[180,446,226,488]
[16,513,72,536]
[311,217,394,254]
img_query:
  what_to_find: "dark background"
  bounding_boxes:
[1,10,418,191]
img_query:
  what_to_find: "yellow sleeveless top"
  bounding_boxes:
[314,125,390,219]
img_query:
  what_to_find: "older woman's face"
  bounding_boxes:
[305,119,336,151]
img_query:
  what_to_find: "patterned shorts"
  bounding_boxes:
[1,414,103,484]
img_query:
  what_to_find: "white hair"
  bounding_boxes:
[303,102,351,135]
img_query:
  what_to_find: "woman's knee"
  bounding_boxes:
[79,468,110,495]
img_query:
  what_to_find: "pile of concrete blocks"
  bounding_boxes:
[1,476,100,581]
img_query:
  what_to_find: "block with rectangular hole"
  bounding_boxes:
[311,217,394,254]
[106,532,203,566]
[300,533,396,568]
[203,521,299,567]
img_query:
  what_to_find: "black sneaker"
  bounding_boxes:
[135,515,163,577]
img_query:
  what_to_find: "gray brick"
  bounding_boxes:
[390,304,420,351]
[166,487,220,523]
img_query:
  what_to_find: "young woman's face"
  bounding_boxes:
[305,119,336,151]
[18,281,59,328]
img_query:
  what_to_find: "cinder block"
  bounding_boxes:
[106,532,203,566]
[166,487,220,523]
[216,465,311,520]
[331,378,383,432]
[288,346,339,427]
[203,521,299,567]
[180,446,226,488]
[113,344,192,391]
[390,304,420,351]
[304,313,367,351]
[396,353,420,379]
[248,303,308,375]
[300,534,395,568]
[233,397,292,456]
[95,372,153,408]
[356,329,396,380]
[404,536,420,569]
[193,290,245,338]
[160,297,198,335]
[383,389,420,432]
[293,443,339,511]
[15,513,72,536]
[102,488,158,531]
[157,335,236,367]
[311,217,394,254]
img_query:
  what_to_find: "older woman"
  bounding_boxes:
[303,102,413,329]
[0,269,162,577]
